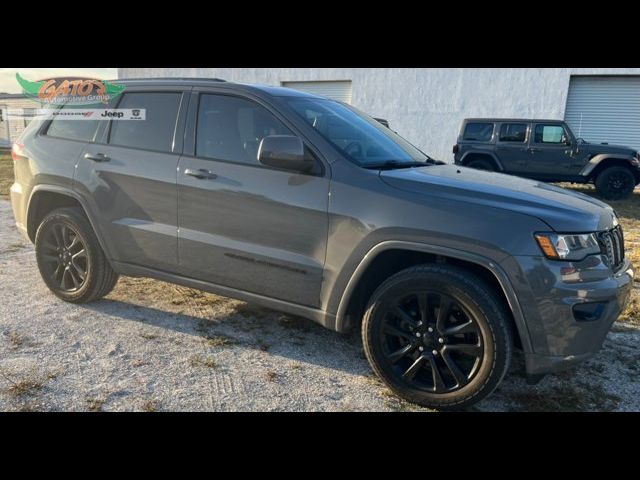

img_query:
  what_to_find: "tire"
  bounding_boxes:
[35,207,117,303]
[466,159,495,171]
[594,166,636,200]
[361,264,512,410]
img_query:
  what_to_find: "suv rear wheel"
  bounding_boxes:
[466,158,495,171]
[361,264,512,410]
[594,166,636,200]
[35,207,119,303]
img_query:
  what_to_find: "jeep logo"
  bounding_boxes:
[101,111,124,118]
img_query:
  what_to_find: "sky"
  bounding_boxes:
[0,68,117,94]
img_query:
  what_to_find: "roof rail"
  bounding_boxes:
[115,77,227,82]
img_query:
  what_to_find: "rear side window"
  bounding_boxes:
[109,92,181,152]
[462,122,494,141]
[46,104,100,142]
[196,94,292,164]
[499,123,527,142]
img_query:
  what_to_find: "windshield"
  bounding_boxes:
[285,97,430,167]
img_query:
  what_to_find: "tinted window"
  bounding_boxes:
[499,123,527,142]
[463,122,494,141]
[196,94,292,164]
[46,105,99,142]
[109,92,181,152]
[534,124,566,144]
[287,97,428,166]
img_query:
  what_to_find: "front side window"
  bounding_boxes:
[196,94,292,164]
[463,122,494,142]
[46,104,100,142]
[534,124,567,144]
[109,92,181,152]
[286,97,428,167]
[499,123,527,143]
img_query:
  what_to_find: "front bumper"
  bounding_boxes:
[502,255,634,375]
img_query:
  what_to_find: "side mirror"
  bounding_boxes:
[374,117,390,128]
[258,135,314,173]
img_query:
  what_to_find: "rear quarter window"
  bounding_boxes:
[46,105,100,142]
[462,122,494,141]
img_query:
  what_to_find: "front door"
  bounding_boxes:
[74,89,188,272]
[527,123,576,180]
[176,92,330,308]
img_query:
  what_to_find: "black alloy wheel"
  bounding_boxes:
[362,264,513,410]
[40,222,88,292]
[378,290,484,393]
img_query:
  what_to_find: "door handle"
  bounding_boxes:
[528,148,542,153]
[184,168,217,180]
[84,152,110,162]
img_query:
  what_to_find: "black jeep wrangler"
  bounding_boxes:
[453,118,640,200]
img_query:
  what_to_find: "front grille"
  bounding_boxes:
[598,225,625,271]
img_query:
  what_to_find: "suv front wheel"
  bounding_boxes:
[35,207,119,303]
[362,264,512,410]
[594,166,636,200]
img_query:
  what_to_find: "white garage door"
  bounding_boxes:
[565,76,640,150]
[281,80,352,104]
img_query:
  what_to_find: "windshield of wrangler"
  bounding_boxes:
[285,97,430,168]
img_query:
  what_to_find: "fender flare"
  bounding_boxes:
[26,184,114,260]
[458,150,504,171]
[579,153,636,178]
[334,240,533,353]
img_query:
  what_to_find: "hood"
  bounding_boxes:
[380,164,617,232]
[580,142,636,156]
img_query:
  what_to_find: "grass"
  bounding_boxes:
[141,399,159,412]
[0,368,47,397]
[507,381,621,412]
[188,354,218,369]
[0,153,12,197]
[86,398,105,412]
[204,334,237,348]
[6,330,26,350]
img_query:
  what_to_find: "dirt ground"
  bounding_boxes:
[1,154,639,411]
[1,198,639,411]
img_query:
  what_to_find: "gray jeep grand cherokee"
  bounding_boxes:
[9,78,634,409]
[454,118,640,200]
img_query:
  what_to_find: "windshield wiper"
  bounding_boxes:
[363,160,432,170]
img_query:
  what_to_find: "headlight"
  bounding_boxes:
[535,232,600,261]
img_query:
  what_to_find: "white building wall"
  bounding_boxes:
[118,68,640,161]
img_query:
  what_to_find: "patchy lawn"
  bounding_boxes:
[0,153,12,197]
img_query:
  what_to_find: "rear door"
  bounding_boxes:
[527,123,575,179]
[494,122,531,174]
[74,87,189,272]
[176,90,330,308]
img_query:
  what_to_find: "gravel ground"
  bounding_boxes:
[1,199,639,412]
